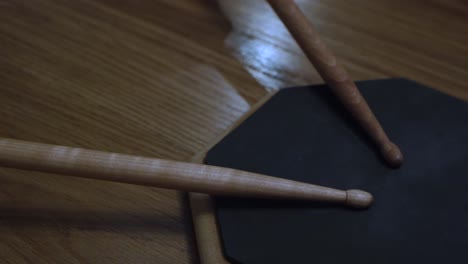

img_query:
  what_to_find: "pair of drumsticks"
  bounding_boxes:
[0,0,402,208]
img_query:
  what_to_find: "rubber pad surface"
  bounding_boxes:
[206,79,468,264]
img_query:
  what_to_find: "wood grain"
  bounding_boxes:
[1,0,467,263]
[0,138,373,208]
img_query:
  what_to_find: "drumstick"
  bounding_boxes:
[266,0,403,167]
[0,138,373,208]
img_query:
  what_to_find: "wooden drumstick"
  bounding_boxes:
[266,0,403,167]
[0,138,373,208]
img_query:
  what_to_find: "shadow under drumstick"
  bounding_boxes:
[0,206,182,233]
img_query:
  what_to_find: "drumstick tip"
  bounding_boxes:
[345,189,373,208]
[381,142,404,168]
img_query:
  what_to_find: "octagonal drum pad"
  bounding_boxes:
[206,78,468,264]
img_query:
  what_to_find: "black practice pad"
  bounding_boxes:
[206,79,468,264]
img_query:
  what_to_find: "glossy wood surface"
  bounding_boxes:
[1,0,467,263]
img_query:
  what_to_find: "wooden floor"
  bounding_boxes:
[0,0,467,263]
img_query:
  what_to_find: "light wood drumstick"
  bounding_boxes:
[267,0,403,167]
[0,138,372,208]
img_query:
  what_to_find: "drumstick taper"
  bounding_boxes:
[0,138,373,208]
[266,0,403,167]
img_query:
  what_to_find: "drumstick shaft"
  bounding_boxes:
[266,0,403,167]
[0,138,372,208]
